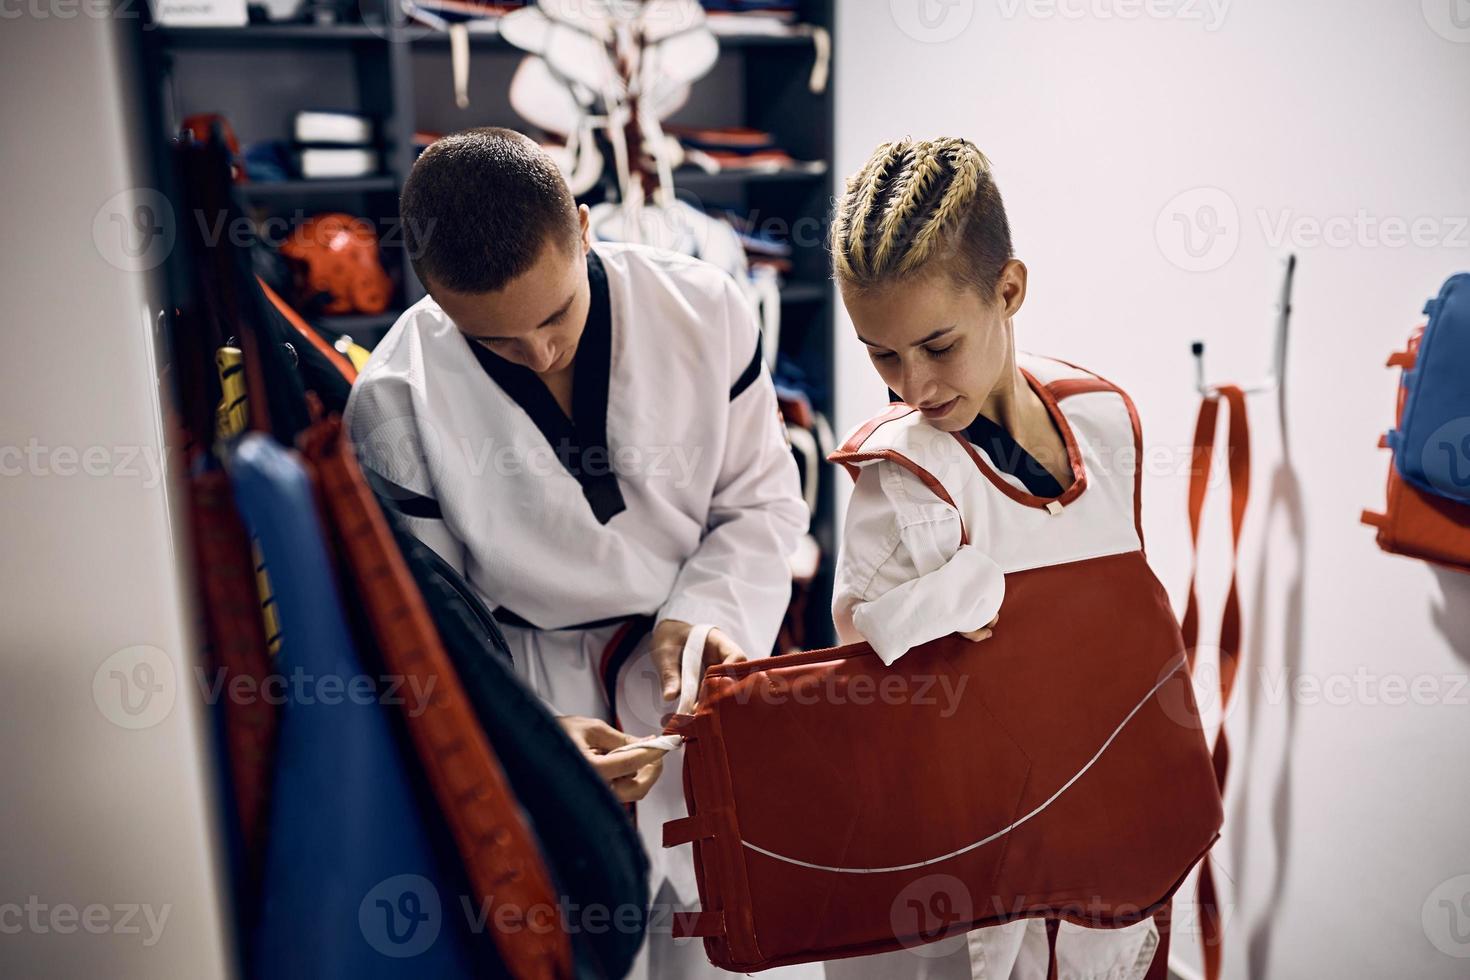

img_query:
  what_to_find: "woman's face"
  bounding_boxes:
[840,260,1027,432]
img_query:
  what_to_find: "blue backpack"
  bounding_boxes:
[1388,273,1470,503]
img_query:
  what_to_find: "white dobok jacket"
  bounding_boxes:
[344,242,808,914]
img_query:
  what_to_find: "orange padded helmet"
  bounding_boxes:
[279,213,393,315]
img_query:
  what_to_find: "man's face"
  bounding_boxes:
[431,215,593,377]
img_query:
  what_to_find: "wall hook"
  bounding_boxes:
[1193,252,1296,398]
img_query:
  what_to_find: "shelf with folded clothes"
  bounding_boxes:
[402,26,815,48]
[154,25,392,47]
[672,164,827,186]
[668,124,828,184]
[234,176,399,198]
[398,16,512,45]
[702,1,806,34]
[198,112,397,194]
[704,10,829,49]
[150,3,811,50]
[710,31,817,47]
[397,0,819,48]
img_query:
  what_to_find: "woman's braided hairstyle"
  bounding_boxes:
[832,137,1013,299]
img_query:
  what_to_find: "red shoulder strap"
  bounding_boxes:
[1032,363,1148,550]
[827,405,916,479]
[1045,377,1119,400]
[826,406,970,547]
[1180,384,1250,980]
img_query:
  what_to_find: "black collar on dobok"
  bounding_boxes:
[469,250,626,524]
[965,412,1066,499]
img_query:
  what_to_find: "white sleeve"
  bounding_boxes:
[344,371,469,577]
[832,462,1005,665]
[656,281,809,658]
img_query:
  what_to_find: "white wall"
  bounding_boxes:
[834,3,1470,977]
[0,11,232,980]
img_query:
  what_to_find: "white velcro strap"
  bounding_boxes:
[677,623,714,716]
[603,733,684,756]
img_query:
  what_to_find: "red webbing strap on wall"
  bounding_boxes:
[1180,384,1250,980]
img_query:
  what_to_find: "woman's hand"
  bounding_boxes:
[556,715,666,803]
[960,611,1000,643]
[650,619,746,704]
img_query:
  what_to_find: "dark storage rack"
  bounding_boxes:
[150,0,839,647]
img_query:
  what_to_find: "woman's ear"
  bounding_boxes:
[998,259,1028,318]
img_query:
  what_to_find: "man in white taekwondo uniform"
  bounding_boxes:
[344,128,808,978]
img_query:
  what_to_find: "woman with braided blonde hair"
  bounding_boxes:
[824,137,1165,978]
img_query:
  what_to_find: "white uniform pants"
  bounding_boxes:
[822,917,1159,980]
[500,623,730,979]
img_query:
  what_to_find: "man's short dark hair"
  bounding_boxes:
[401,127,580,294]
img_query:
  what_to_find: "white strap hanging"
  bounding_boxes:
[749,265,782,369]
[799,24,831,94]
[449,22,470,108]
[603,623,714,756]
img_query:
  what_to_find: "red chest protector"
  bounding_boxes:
[661,356,1223,973]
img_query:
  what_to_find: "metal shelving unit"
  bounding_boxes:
[153,0,839,645]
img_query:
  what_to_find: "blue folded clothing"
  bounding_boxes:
[242,141,295,182]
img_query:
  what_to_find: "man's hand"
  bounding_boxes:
[651,619,747,704]
[557,715,665,803]
[961,611,1000,643]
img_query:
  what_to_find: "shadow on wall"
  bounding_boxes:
[1229,400,1470,977]
[1430,567,1470,666]
[1226,389,1307,980]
